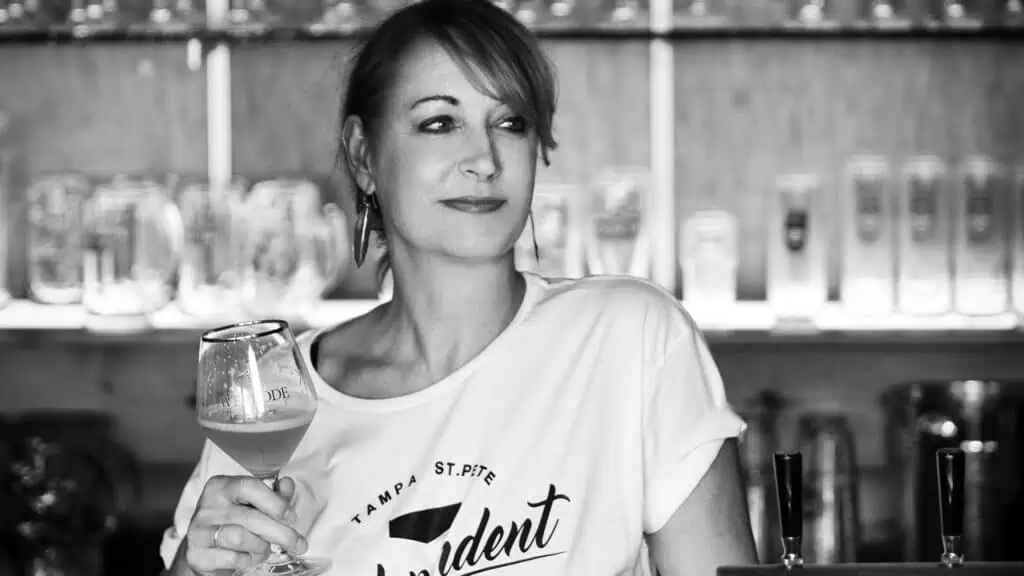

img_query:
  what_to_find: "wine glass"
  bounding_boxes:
[197,320,331,576]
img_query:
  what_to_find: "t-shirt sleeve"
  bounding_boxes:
[159,439,249,569]
[641,315,747,534]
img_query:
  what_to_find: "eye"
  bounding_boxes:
[498,115,529,134]
[418,115,457,134]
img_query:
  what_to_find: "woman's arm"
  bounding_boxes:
[647,438,757,576]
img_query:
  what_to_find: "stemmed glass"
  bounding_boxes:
[197,320,331,576]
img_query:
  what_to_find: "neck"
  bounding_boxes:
[382,251,526,382]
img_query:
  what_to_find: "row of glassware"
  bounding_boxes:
[11,173,348,331]
[8,156,1023,329]
[676,0,1024,30]
[681,155,1024,321]
[0,0,640,35]
[2,167,648,331]
[2,0,1020,35]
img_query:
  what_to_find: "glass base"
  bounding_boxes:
[235,556,331,576]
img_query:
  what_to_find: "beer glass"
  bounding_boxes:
[197,320,330,576]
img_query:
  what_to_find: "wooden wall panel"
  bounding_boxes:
[673,39,1024,299]
[0,43,207,298]
[1,342,203,464]
[0,44,207,175]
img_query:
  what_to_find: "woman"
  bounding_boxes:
[161,0,756,574]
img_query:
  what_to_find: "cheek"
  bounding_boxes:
[378,143,445,205]
[497,139,537,179]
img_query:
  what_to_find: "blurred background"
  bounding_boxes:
[0,0,1023,574]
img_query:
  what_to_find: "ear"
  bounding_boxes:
[341,114,375,196]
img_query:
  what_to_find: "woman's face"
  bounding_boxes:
[364,40,539,263]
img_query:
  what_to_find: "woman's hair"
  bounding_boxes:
[337,0,559,286]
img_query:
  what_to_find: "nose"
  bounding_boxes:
[459,129,501,181]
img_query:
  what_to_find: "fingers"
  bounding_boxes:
[185,545,257,574]
[276,476,297,503]
[187,475,310,576]
[211,524,270,555]
[225,506,307,554]
[225,477,297,524]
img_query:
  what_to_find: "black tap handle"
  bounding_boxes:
[774,451,802,539]
[773,451,804,568]
[936,447,965,566]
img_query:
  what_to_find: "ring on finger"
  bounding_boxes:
[213,525,225,548]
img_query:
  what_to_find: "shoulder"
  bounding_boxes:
[528,273,701,350]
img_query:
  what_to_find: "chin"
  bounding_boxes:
[441,236,519,263]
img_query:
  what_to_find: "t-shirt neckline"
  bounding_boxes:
[302,272,546,414]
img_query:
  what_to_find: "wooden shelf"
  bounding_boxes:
[0,24,1022,45]
[688,301,1024,347]
[0,298,1021,347]
[0,298,381,345]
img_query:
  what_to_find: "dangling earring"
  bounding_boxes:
[529,211,540,263]
[354,192,381,268]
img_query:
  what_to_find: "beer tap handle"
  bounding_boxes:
[937,447,965,567]
[773,451,804,569]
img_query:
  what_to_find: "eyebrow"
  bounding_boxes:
[410,95,459,110]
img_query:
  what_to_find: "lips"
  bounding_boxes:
[439,196,507,214]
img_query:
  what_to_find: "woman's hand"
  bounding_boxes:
[179,475,309,575]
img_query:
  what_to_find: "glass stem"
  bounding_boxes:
[263,475,295,563]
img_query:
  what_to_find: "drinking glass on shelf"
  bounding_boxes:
[177,177,247,319]
[601,0,646,28]
[66,0,120,36]
[309,0,366,33]
[135,0,202,33]
[675,0,727,28]
[547,0,578,24]
[514,0,540,27]
[227,0,276,34]
[1004,0,1023,25]
[27,173,91,305]
[0,0,45,31]
[867,0,911,28]
[941,0,983,28]
[197,320,331,576]
[786,0,836,28]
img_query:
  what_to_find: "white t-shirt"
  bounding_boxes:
[161,273,747,575]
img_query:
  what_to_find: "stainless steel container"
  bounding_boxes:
[880,380,1024,562]
[796,412,860,564]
